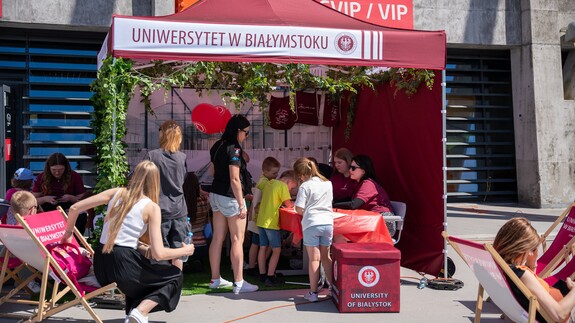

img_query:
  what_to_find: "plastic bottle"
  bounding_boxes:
[181,217,193,262]
[418,277,428,289]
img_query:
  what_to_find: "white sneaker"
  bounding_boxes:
[127,308,148,323]
[304,291,318,302]
[232,281,259,294]
[27,281,41,294]
[209,277,233,289]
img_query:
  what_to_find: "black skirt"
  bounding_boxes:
[93,244,183,315]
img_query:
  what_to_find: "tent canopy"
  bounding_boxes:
[99,0,446,69]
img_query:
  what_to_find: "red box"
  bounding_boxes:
[331,242,401,313]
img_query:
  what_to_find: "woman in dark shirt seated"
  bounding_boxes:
[333,154,394,216]
[493,217,575,322]
[330,148,358,203]
[32,152,86,231]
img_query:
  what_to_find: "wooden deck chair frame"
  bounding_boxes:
[1,207,117,322]
[537,203,575,278]
[443,232,554,323]
[540,202,575,251]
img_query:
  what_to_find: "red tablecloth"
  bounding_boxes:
[279,208,393,245]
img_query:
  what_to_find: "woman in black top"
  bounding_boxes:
[207,114,258,294]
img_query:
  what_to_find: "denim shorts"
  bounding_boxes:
[258,227,282,248]
[161,216,187,248]
[209,193,246,217]
[303,224,333,247]
[251,231,260,245]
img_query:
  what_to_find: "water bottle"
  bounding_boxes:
[181,218,193,262]
[417,277,428,289]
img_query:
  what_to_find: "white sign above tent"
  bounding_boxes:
[113,17,385,62]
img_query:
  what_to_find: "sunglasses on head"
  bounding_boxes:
[350,165,361,171]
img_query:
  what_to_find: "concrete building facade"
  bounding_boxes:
[0,0,574,207]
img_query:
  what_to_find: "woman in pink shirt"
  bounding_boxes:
[334,154,394,216]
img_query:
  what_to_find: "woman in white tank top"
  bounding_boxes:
[61,161,195,323]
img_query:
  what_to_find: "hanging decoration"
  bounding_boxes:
[295,91,319,125]
[269,96,296,130]
[91,56,436,195]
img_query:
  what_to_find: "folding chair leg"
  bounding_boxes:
[474,285,484,323]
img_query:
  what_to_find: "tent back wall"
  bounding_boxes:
[332,74,443,274]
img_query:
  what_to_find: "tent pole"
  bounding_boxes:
[442,69,448,279]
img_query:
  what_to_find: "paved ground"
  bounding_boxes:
[0,203,567,322]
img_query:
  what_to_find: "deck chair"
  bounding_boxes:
[536,203,575,278]
[0,226,41,298]
[0,207,116,322]
[389,201,406,244]
[443,232,554,323]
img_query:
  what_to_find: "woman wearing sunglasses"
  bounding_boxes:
[333,154,394,217]
[207,114,258,294]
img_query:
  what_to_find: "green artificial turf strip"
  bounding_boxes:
[181,256,312,295]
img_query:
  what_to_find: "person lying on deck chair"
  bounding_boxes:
[494,217,575,322]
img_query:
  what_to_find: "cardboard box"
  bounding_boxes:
[331,242,401,313]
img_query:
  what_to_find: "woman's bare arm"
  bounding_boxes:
[146,202,194,261]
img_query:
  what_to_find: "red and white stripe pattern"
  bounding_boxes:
[362,30,383,60]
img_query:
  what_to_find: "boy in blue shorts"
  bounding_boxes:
[246,157,280,276]
[257,170,298,286]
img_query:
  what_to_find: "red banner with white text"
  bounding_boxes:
[316,0,413,29]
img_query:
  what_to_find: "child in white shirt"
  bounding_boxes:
[293,157,334,302]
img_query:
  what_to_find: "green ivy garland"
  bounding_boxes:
[91,56,435,193]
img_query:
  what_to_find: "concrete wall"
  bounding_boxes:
[1,0,173,30]
[414,0,521,46]
[511,0,575,207]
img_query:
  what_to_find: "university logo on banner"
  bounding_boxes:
[316,0,414,29]
[335,32,357,55]
[358,265,380,287]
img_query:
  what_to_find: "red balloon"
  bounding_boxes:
[191,103,221,134]
[214,105,232,132]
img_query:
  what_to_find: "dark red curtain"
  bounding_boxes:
[332,73,444,275]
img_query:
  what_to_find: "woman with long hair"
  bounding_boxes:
[334,154,394,216]
[208,114,258,294]
[61,161,194,323]
[494,217,575,322]
[293,157,334,302]
[32,153,87,231]
[330,147,358,203]
[146,120,188,271]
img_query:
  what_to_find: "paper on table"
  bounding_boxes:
[333,212,348,219]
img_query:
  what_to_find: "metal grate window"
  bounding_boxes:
[445,49,517,202]
[0,28,105,189]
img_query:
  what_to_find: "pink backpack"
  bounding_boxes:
[46,242,92,295]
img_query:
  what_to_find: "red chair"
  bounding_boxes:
[536,203,575,277]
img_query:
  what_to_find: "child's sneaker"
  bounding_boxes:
[264,275,284,286]
[209,277,233,289]
[303,291,318,302]
[244,267,258,278]
[233,280,259,294]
